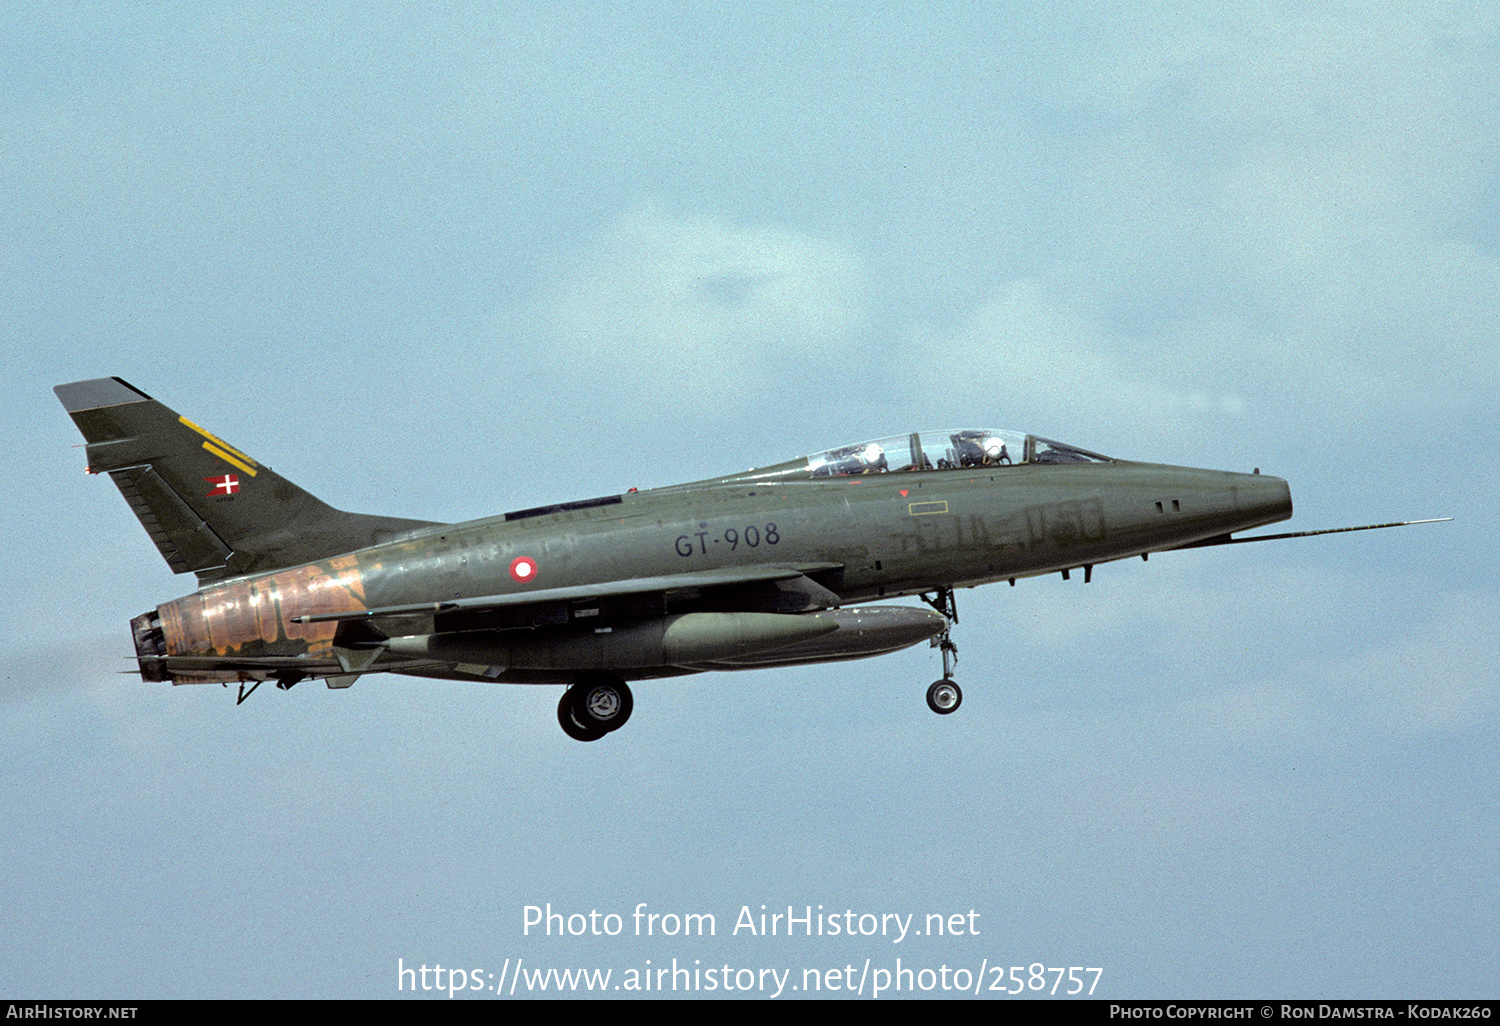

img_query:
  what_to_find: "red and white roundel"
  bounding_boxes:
[509,556,538,584]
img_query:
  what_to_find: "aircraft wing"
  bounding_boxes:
[132,649,456,704]
[135,651,442,676]
[290,562,846,625]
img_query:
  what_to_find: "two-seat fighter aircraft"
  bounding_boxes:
[55,377,1445,741]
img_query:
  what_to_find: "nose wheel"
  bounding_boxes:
[926,678,962,714]
[920,588,962,715]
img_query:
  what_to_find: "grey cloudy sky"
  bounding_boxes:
[2,2,1495,999]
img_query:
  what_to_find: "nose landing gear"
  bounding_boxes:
[920,588,962,715]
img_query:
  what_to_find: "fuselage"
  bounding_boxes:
[143,454,1292,684]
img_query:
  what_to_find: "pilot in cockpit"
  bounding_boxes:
[985,435,1012,465]
[953,431,1014,468]
[813,441,890,476]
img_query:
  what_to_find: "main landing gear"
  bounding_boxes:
[557,672,634,742]
[920,588,962,715]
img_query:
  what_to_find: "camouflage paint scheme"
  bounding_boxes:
[55,377,1430,739]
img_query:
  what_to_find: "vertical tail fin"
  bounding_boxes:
[55,378,439,581]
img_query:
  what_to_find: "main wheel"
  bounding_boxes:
[926,678,962,715]
[557,689,606,741]
[568,673,634,734]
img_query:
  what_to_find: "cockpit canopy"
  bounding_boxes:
[806,430,1110,476]
[725,430,1112,484]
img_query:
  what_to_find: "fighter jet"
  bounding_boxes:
[54,377,1445,741]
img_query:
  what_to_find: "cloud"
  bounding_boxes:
[535,203,867,420]
[893,278,1256,457]
[992,5,1500,422]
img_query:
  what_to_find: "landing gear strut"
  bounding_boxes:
[557,672,634,741]
[920,588,962,715]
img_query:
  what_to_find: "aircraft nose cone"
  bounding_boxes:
[1236,471,1292,531]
